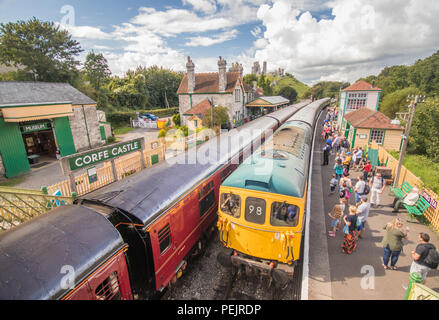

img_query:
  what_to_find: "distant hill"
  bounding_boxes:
[271,73,310,98]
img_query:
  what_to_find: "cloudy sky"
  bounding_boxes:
[1,0,439,85]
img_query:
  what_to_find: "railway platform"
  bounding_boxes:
[307,111,439,300]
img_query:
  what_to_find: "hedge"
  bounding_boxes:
[107,107,179,127]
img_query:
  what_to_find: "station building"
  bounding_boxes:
[343,108,404,151]
[0,81,108,178]
[338,80,382,129]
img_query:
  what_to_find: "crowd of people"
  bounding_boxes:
[321,107,438,285]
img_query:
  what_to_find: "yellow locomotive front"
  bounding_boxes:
[218,186,305,266]
[216,120,313,286]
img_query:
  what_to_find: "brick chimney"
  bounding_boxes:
[186,56,195,93]
[218,56,227,92]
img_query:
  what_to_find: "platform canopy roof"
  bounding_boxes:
[246,96,289,108]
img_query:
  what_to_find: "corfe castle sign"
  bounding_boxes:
[68,139,142,171]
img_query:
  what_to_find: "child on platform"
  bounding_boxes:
[330,174,338,194]
[328,198,346,237]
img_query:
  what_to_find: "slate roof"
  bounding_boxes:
[183,98,212,116]
[177,72,241,94]
[344,108,404,130]
[342,80,382,92]
[0,81,96,107]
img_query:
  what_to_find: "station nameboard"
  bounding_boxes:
[68,139,142,171]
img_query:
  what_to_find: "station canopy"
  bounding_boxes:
[246,96,290,108]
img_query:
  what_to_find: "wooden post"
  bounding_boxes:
[69,172,77,194]
[111,159,118,181]
[139,137,146,169]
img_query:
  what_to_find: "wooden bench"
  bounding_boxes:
[392,181,412,199]
[404,197,430,222]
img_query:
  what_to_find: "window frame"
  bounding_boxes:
[369,129,385,145]
[158,223,172,254]
[269,201,300,227]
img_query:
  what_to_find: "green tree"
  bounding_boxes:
[202,106,230,128]
[243,73,258,86]
[0,18,82,83]
[379,86,421,118]
[409,97,439,159]
[277,86,298,103]
[84,51,111,91]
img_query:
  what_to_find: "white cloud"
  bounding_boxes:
[250,26,262,38]
[182,0,217,14]
[250,0,439,83]
[185,29,238,47]
[58,24,112,40]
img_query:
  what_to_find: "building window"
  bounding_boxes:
[235,89,241,102]
[194,120,198,127]
[369,129,385,145]
[346,92,367,111]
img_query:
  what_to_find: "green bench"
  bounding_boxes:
[404,197,430,222]
[392,181,413,199]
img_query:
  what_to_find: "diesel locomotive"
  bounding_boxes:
[216,98,330,287]
[0,101,311,300]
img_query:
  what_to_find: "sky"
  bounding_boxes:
[1,0,439,85]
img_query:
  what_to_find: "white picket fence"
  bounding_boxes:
[131,119,158,129]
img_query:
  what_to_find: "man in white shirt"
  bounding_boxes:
[369,172,385,207]
[392,187,419,213]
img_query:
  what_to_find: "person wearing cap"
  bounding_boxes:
[356,195,371,239]
[392,187,419,213]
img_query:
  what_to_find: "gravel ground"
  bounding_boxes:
[162,229,301,300]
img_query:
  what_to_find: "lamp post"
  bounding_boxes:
[393,94,425,187]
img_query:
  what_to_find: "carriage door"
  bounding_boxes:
[152,215,176,288]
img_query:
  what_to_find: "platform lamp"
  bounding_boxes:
[392,94,425,187]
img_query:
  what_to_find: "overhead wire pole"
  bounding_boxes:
[393,94,425,187]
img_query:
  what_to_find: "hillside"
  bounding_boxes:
[271,74,310,98]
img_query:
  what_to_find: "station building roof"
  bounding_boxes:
[344,108,404,130]
[0,81,96,107]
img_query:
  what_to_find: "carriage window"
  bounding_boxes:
[199,190,215,217]
[221,166,231,181]
[158,224,171,254]
[270,202,299,227]
[245,197,266,224]
[220,193,241,218]
[95,272,121,300]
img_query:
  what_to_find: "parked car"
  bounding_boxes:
[140,113,158,121]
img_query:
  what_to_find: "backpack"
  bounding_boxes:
[363,184,370,195]
[423,244,439,269]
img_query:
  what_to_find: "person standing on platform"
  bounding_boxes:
[334,159,344,181]
[362,160,372,182]
[328,198,346,237]
[356,195,371,239]
[410,233,439,284]
[369,172,385,208]
[354,175,366,205]
[342,206,359,254]
[322,143,331,166]
[381,218,409,270]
